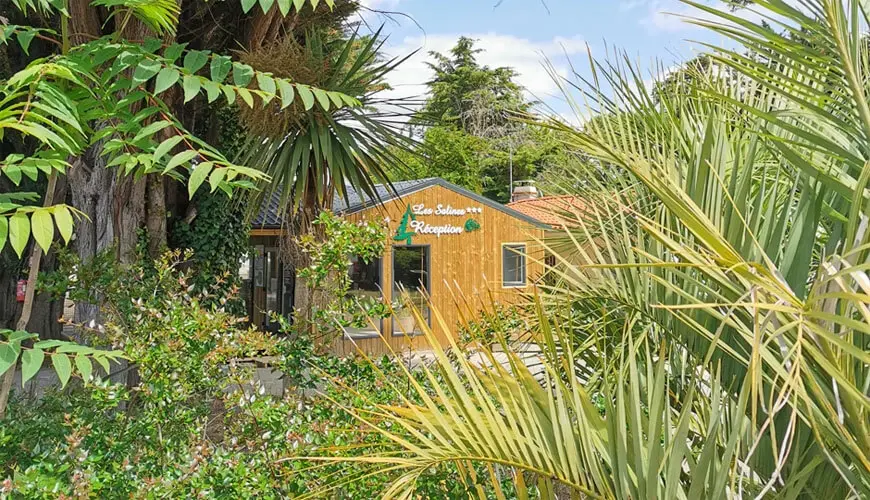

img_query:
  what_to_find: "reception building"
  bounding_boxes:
[245,178,548,354]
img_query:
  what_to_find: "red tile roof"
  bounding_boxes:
[506,196,588,227]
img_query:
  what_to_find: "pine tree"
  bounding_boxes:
[393,205,417,244]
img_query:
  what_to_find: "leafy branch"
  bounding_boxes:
[0,330,125,388]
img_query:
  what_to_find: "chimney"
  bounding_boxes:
[511,180,540,202]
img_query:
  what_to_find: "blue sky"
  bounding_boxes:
[357,0,751,121]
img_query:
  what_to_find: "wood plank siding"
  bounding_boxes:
[246,179,548,357]
[330,183,546,356]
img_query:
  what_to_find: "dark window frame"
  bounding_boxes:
[391,244,432,337]
[344,255,384,340]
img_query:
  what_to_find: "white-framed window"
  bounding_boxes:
[502,243,527,288]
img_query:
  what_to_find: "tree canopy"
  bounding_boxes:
[400,37,567,203]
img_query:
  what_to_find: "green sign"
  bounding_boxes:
[393,204,482,243]
[393,204,417,244]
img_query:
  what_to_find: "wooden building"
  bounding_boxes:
[244,178,548,354]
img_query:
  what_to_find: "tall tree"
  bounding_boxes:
[406,37,562,203]
[0,0,355,415]
[1,0,369,330]
[421,36,526,133]
[236,24,415,328]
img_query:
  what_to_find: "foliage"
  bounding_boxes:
[324,0,870,497]
[0,0,355,258]
[2,248,515,498]
[0,329,124,388]
[170,192,249,313]
[420,36,527,130]
[296,211,389,337]
[458,301,527,347]
[401,37,568,202]
[238,27,414,216]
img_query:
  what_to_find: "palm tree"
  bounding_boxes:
[236,27,415,323]
[309,1,870,497]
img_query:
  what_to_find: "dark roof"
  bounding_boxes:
[252,177,549,229]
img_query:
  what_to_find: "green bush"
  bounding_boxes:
[4,250,515,498]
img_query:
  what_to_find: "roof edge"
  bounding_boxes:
[343,178,550,229]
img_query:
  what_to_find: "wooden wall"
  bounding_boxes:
[331,184,546,356]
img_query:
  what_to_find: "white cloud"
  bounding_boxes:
[638,0,766,33]
[358,0,401,10]
[380,32,588,110]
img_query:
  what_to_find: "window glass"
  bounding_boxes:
[345,256,382,338]
[392,246,430,335]
[502,244,527,287]
[239,253,253,321]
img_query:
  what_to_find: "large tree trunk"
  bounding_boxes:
[68,148,115,325]
[114,176,147,264]
[146,175,168,257]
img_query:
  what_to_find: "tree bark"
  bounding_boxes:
[146,175,168,258]
[68,147,114,325]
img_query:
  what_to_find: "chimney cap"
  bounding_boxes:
[511,180,541,202]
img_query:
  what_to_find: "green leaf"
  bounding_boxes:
[3,165,22,185]
[188,161,213,198]
[276,0,290,16]
[233,63,254,87]
[93,354,110,375]
[164,150,198,174]
[9,211,30,256]
[0,343,18,376]
[182,75,201,103]
[16,29,35,55]
[154,68,180,95]
[8,331,33,343]
[74,354,92,383]
[31,209,54,252]
[340,94,359,107]
[51,353,71,388]
[154,135,183,161]
[53,206,73,244]
[142,38,162,53]
[56,344,91,354]
[221,85,236,105]
[183,50,209,74]
[257,73,276,95]
[313,88,331,110]
[259,0,273,13]
[133,120,172,143]
[277,79,295,109]
[210,55,232,83]
[297,85,315,110]
[241,0,257,12]
[20,348,44,384]
[163,43,187,63]
[33,340,65,349]
[208,167,227,192]
[202,80,221,103]
[132,59,162,87]
[328,91,344,108]
[237,88,255,108]
[0,217,7,252]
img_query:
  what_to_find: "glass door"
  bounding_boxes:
[263,248,281,330]
[392,246,430,335]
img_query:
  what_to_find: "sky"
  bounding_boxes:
[355,0,755,122]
